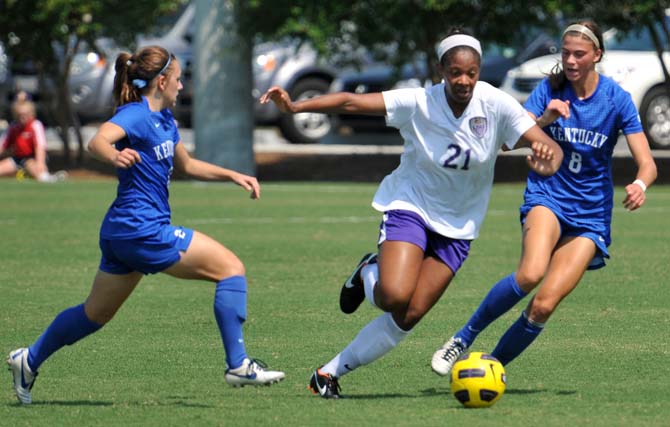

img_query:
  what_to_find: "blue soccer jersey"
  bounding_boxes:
[523,75,643,247]
[100,97,181,239]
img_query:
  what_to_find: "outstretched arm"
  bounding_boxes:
[259,86,387,116]
[173,143,260,199]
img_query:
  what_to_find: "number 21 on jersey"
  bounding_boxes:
[441,143,471,170]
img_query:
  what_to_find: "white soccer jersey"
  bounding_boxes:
[374,81,535,239]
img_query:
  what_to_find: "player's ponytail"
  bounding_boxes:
[113,52,139,107]
[112,46,174,108]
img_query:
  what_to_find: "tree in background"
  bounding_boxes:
[0,0,184,165]
[194,0,255,175]
[254,0,670,82]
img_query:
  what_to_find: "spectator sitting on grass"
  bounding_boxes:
[0,92,67,182]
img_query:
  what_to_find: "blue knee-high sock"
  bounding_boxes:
[214,275,248,369]
[28,304,103,372]
[491,312,544,366]
[455,273,527,347]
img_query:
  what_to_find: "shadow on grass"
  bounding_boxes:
[7,400,114,407]
[506,388,577,396]
[342,388,446,400]
[7,399,214,408]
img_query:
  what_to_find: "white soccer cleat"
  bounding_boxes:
[7,348,38,404]
[224,358,285,387]
[431,336,468,376]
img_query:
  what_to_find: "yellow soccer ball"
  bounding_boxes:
[450,352,506,408]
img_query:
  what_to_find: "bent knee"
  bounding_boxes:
[376,287,411,313]
[199,254,245,282]
[84,305,116,325]
[223,258,245,278]
[396,306,427,330]
[516,268,545,289]
[527,298,558,323]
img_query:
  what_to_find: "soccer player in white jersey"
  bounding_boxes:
[261,28,564,399]
[7,45,284,405]
[432,21,657,376]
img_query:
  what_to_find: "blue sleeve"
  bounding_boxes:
[109,104,145,146]
[614,89,644,135]
[523,79,551,119]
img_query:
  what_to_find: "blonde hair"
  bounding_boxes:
[11,95,36,121]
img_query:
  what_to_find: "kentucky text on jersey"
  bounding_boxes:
[154,140,175,160]
[548,125,608,148]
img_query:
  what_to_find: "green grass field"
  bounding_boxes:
[1,180,668,426]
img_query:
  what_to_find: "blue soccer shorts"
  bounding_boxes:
[99,225,194,275]
[520,203,610,270]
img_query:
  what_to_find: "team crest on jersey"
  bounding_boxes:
[469,117,488,138]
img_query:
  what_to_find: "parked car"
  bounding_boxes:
[500,22,670,149]
[480,33,559,87]
[0,37,117,125]
[69,38,124,123]
[70,3,340,144]
[329,34,559,133]
[329,60,429,133]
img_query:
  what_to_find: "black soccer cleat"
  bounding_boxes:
[308,367,341,399]
[339,253,377,314]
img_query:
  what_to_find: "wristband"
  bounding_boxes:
[633,179,647,192]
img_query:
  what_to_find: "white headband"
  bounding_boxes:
[436,34,482,61]
[563,24,600,49]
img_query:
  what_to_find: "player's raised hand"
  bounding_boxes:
[526,140,560,176]
[259,86,294,113]
[538,99,571,127]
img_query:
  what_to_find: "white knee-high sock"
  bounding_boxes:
[362,263,379,309]
[321,312,409,378]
